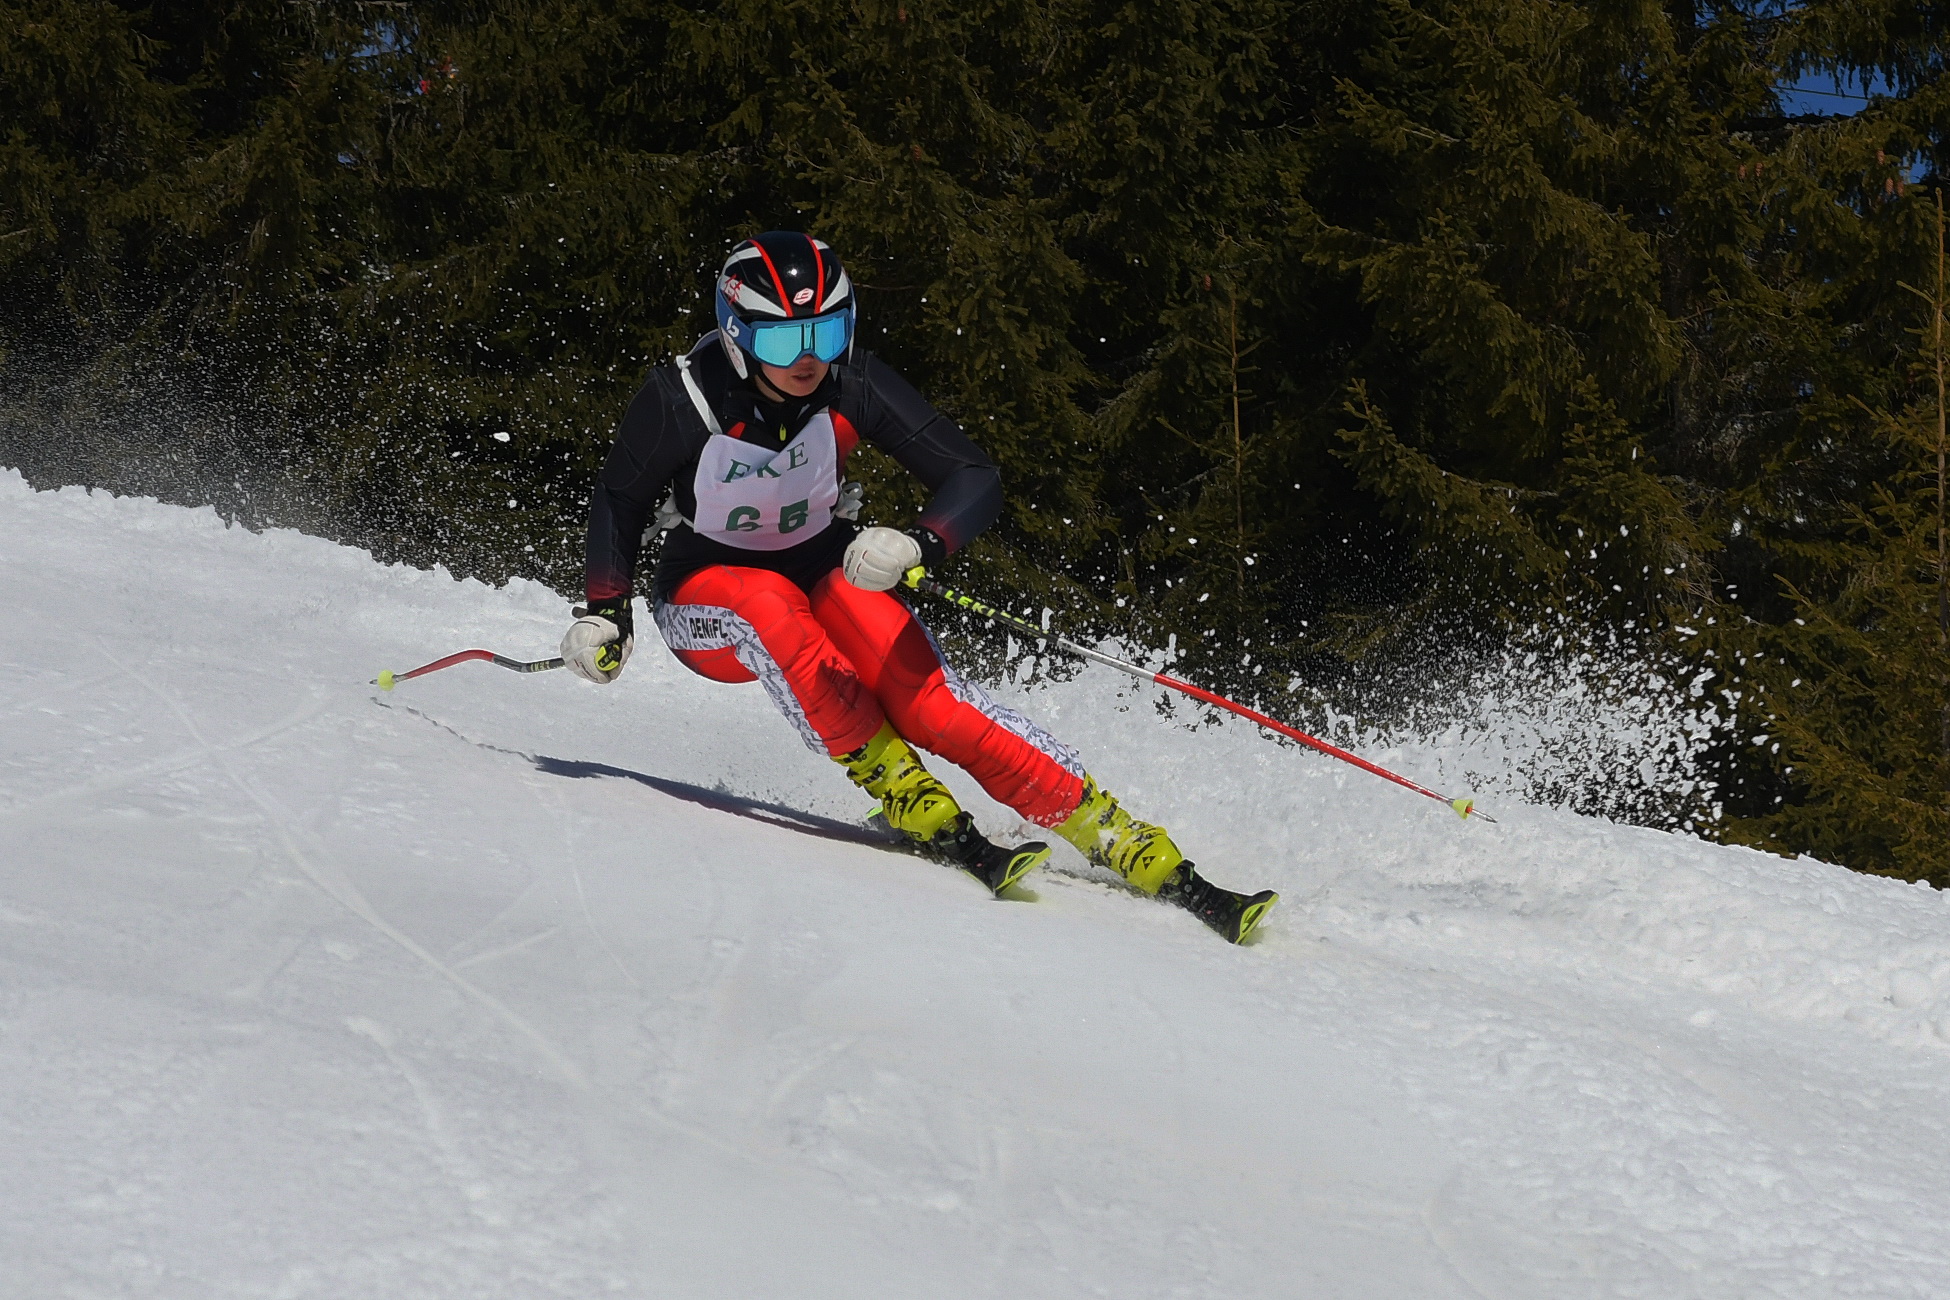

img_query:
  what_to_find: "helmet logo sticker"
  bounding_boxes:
[792,287,814,305]
[722,275,743,302]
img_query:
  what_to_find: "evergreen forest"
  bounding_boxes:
[6,0,1950,881]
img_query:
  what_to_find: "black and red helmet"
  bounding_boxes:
[714,231,856,379]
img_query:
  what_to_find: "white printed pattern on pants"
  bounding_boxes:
[916,620,1086,778]
[654,600,826,753]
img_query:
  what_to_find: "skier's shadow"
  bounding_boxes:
[531,755,903,851]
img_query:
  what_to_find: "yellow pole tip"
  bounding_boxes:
[1451,797,1474,819]
[377,671,396,691]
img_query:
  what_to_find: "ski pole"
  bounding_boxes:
[901,568,1492,823]
[372,648,576,691]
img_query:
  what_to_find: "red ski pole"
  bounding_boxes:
[372,649,569,691]
[902,569,1492,823]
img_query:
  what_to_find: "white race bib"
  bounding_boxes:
[689,412,841,552]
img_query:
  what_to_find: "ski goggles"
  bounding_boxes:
[740,306,855,368]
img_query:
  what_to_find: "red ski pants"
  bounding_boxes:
[654,565,1086,826]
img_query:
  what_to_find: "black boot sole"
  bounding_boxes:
[867,813,1050,896]
[1181,887,1277,943]
[1166,863,1279,943]
[967,841,1050,895]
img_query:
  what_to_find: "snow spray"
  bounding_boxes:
[901,568,1492,822]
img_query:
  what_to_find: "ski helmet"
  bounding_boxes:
[714,231,855,380]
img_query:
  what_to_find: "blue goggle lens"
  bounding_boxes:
[746,309,853,367]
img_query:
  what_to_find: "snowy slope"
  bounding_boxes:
[4,468,1950,1298]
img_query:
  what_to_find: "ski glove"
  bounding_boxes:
[562,599,634,684]
[843,526,944,592]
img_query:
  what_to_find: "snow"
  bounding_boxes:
[4,466,1950,1297]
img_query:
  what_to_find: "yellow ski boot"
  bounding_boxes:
[838,722,964,843]
[837,723,1048,895]
[1053,776,1187,894]
[1054,777,1277,943]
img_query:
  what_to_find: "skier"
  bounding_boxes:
[562,231,1276,942]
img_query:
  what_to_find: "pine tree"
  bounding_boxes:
[1100,0,1737,709]
[1693,0,1950,873]
[1722,192,1950,882]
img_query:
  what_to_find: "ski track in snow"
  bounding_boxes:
[4,468,1950,1297]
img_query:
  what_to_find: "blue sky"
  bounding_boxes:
[1776,70,1894,116]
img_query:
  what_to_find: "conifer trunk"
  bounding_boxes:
[1936,193,1948,773]
[1230,284,1246,607]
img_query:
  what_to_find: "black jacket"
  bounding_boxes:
[584,335,1003,604]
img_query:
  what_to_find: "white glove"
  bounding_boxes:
[561,614,633,684]
[843,526,924,592]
